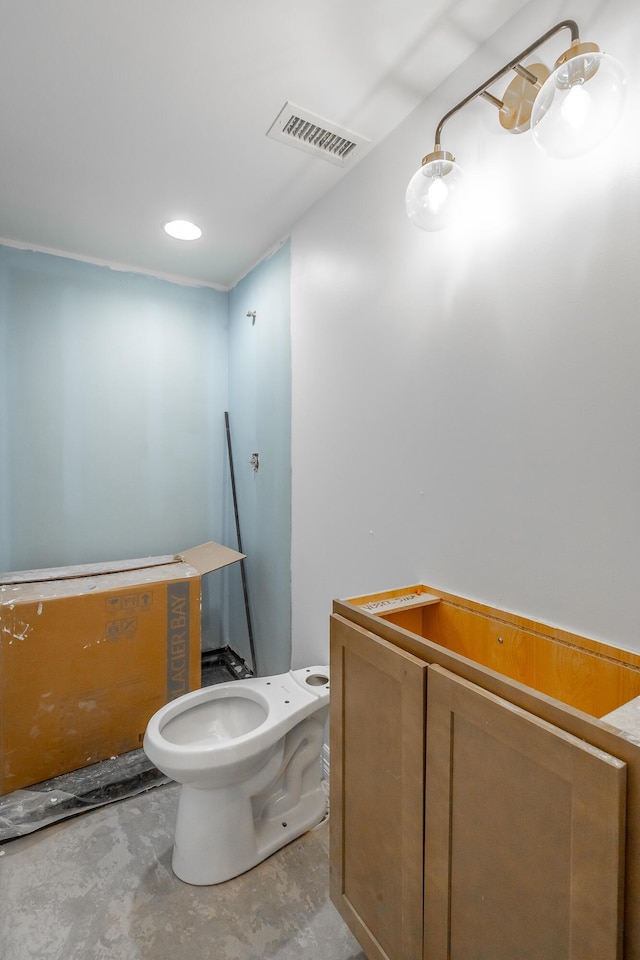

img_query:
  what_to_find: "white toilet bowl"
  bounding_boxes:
[143,665,330,885]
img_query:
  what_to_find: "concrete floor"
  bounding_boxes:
[0,782,366,960]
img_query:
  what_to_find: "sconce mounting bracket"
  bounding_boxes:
[499,63,551,133]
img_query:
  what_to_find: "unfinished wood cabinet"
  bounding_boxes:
[330,586,640,960]
[330,615,426,960]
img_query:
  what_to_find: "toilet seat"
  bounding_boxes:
[144,667,329,782]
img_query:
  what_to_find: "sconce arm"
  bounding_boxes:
[432,19,580,151]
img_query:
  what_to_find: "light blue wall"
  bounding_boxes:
[227,242,292,675]
[0,242,293,666]
[0,244,231,646]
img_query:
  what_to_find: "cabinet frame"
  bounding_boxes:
[332,598,640,959]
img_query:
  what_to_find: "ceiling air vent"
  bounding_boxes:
[267,102,369,166]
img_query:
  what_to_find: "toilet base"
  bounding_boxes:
[172,781,327,885]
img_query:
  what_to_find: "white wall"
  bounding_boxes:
[290,0,640,667]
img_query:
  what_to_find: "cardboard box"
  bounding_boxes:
[0,541,243,796]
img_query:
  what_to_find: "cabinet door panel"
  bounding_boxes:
[424,665,626,960]
[330,614,427,960]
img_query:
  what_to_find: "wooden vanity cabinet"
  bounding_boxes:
[330,587,640,960]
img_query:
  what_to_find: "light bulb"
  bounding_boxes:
[406,151,465,231]
[427,176,449,214]
[560,82,591,129]
[531,46,626,158]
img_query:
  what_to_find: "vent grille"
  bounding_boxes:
[281,115,357,160]
[267,102,368,166]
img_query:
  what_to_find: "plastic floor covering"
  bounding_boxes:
[0,646,253,842]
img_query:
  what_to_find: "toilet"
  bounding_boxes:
[143,665,330,885]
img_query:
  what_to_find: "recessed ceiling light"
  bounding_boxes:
[163,220,202,240]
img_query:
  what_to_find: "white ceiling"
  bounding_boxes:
[0,0,530,289]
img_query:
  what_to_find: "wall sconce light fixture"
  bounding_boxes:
[406,20,626,231]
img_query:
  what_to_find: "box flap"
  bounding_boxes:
[177,541,245,575]
[0,541,244,587]
[0,554,176,586]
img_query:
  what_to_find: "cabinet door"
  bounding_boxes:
[424,664,626,960]
[330,614,427,960]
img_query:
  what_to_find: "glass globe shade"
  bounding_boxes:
[405,155,465,231]
[531,50,626,158]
